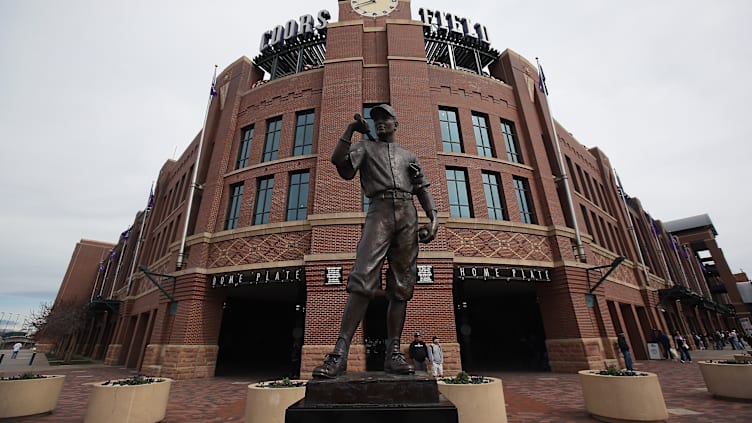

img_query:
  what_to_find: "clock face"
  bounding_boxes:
[351,0,398,17]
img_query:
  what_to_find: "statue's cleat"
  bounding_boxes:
[384,352,415,375]
[312,353,347,379]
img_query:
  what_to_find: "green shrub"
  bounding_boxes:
[102,375,163,386]
[593,365,646,376]
[440,371,488,384]
[259,377,306,388]
[0,372,47,381]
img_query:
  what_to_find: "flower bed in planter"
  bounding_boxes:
[245,378,307,423]
[437,372,507,423]
[578,367,667,422]
[698,360,752,400]
[0,374,66,419]
[84,375,172,423]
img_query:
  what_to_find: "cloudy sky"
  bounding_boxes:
[1,0,750,331]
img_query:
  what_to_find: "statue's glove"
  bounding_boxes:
[418,210,439,244]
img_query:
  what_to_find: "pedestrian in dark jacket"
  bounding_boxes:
[617,332,633,370]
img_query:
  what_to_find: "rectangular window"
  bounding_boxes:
[591,211,604,246]
[363,194,371,213]
[286,171,309,221]
[439,108,463,153]
[446,168,472,217]
[576,164,589,200]
[585,172,598,206]
[253,176,274,225]
[513,176,536,224]
[362,104,378,141]
[224,183,244,230]
[482,171,506,220]
[599,215,614,250]
[236,125,254,169]
[501,119,523,163]
[472,113,494,157]
[581,205,593,235]
[262,117,283,162]
[293,111,314,156]
[565,156,579,193]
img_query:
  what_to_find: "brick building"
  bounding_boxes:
[50,1,749,379]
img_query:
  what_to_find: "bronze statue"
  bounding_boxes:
[313,104,439,378]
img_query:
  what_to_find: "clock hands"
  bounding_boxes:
[353,0,377,7]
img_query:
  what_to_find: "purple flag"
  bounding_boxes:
[210,80,217,97]
[537,62,548,95]
[147,186,155,209]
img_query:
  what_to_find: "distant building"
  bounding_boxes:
[48,2,749,378]
[35,239,114,354]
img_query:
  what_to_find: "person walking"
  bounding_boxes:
[427,336,444,377]
[617,332,634,370]
[674,331,692,363]
[11,342,22,359]
[655,330,673,360]
[729,330,744,350]
[409,332,429,372]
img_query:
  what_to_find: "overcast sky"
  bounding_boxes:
[1,0,750,331]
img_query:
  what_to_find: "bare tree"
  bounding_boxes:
[29,301,90,363]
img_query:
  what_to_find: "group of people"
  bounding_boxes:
[408,332,444,377]
[705,329,748,351]
[651,329,694,363]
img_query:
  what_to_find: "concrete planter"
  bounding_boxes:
[245,380,307,423]
[698,361,752,400]
[578,370,668,422]
[0,375,66,419]
[437,377,507,423]
[84,378,172,423]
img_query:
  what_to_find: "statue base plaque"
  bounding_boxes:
[286,372,458,423]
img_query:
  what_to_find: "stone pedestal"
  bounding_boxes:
[286,372,457,423]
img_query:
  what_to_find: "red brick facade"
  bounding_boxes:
[49,1,748,379]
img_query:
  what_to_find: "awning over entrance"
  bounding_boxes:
[89,297,121,313]
[658,285,734,316]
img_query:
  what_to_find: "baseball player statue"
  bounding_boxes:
[312,104,439,378]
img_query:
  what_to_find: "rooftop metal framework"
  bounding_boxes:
[253,32,327,80]
[251,25,502,82]
[423,26,500,74]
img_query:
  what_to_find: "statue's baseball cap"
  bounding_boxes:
[370,104,397,119]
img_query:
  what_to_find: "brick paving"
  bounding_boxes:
[2,348,751,422]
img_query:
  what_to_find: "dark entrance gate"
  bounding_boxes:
[363,295,388,371]
[453,265,550,372]
[214,274,305,378]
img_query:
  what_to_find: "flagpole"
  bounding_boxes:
[177,65,218,270]
[109,229,130,298]
[648,216,674,287]
[99,255,113,297]
[536,58,586,262]
[670,236,690,288]
[126,182,154,296]
[614,169,651,286]
[91,261,104,301]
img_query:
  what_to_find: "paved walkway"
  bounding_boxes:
[2,348,751,422]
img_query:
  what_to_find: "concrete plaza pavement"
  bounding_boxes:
[1,347,751,422]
